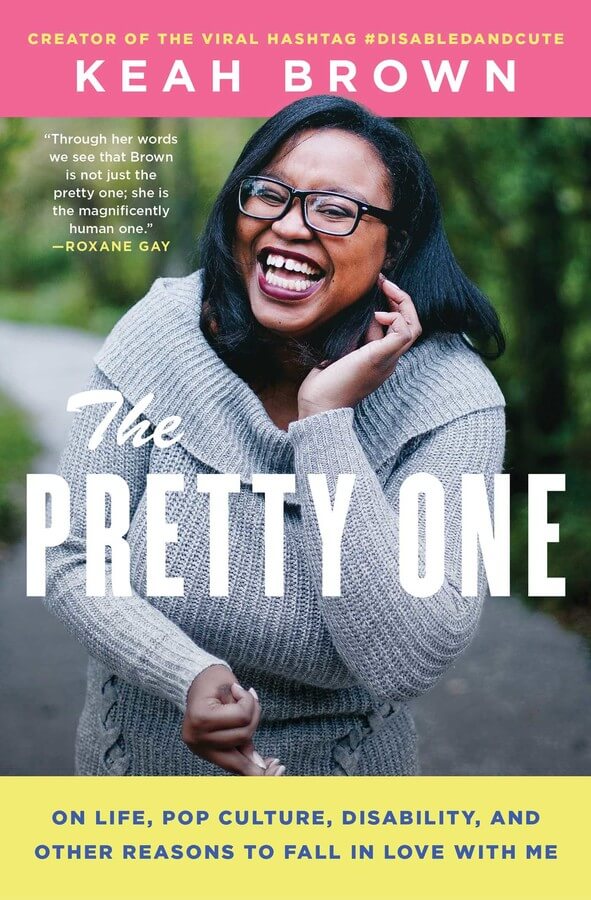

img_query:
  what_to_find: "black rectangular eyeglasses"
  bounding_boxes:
[238,175,395,236]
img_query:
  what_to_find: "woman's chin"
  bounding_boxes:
[249,278,325,338]
[249,300,320,339]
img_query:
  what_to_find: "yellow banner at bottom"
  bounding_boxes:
[0,776,587,900]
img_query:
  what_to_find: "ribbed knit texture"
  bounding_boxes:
[45,272,506,776]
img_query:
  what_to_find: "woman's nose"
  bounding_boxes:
[270,198,313,239]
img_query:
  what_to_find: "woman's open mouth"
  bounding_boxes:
[256,248,326,301]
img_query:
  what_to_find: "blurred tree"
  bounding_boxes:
[428,119,570,476]
[0,120,30,192]
[407,118,591,613]
[164,118,201,275]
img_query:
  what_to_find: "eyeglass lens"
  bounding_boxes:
[239,178,359,235]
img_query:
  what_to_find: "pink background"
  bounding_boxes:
[0,0,588,117]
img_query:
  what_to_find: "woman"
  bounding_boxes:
[46,96,505,777]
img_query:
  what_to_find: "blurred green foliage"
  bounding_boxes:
[0,116,589,619]
[408,119,591,619]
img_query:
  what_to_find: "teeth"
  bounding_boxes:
[264,270,312,292]
[264,253,320,277]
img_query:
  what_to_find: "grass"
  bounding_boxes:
[0,278,122,335]
[0,390,40,551]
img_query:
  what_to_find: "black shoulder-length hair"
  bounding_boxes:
[199,95,504,383]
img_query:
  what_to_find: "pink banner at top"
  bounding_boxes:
[1,0,588,117]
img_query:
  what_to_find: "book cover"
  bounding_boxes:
[0,1,588,898]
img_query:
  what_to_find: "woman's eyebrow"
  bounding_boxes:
[257,170,371,204]
[321,185,371,203]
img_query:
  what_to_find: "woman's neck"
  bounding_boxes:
[252,342,312,431]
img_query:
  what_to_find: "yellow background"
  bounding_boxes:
[0,776,587,900]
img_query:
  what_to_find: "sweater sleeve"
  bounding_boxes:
[288,404,506,701]
[44,366,231,713]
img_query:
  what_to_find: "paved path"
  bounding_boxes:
[0,322,100,774]
[0,320,590,775]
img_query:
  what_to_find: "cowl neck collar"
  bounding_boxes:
[95,272,505,499]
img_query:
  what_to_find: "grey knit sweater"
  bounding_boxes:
[45,272,505,776]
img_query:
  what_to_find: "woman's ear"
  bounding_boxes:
[382,243,397,273]
[384,229,410,274]
[382,251,395,271]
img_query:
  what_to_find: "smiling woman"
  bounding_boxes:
[44,95,506,779]
[233,130,392,339]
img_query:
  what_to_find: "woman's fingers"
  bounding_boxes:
[379,276,422,341]
[202,692,262,747]
[375,311,414,346]
[233,683,262,731]
[367,276,421,346]
[364,312,413,370]
[379,274,409,308]
[240,740,267,770]
[263,758,286,776]
[233,683,262,736]
[202,725,262,748]
[207,748,267,776]
[363,315,385,344]
[251,693,262,732]
[183,672,268,776]
[185,693,256,733]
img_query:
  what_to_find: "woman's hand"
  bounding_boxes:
[297,277,422,419]
[182,665,285,775]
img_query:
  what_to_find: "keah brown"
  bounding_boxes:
[44,96,506,778]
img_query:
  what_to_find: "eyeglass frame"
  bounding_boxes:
[238,175,396,236]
